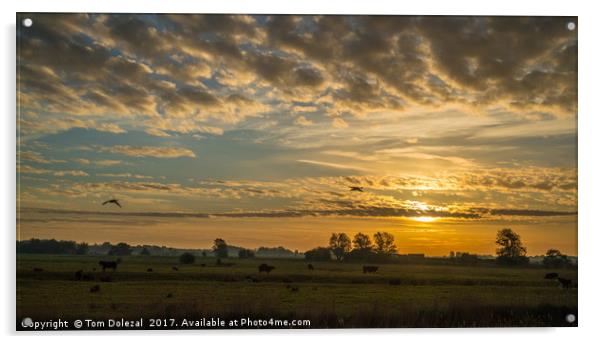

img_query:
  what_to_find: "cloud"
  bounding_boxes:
[21,205,576,220]
[297,159,368,172]
[97,173,154,179]
[96,123,127,134]
[73,158,123,167]
[19,165,88,177]
[17,14,576,140]
[97,145,196,158]
[332,117,349,128]
[19,151,66,164]
[294,116,313,126]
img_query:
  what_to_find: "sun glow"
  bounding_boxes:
[414,216,437,223]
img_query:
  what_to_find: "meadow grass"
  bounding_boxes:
[16,254,577,328]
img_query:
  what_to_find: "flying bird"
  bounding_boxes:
[349,186,364,192]
[102,199,122,208]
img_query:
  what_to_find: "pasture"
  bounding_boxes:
[16,254,577,328]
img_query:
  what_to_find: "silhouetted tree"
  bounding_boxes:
[17,238,78,254]
[304,247,332,261]
[542,248,572,268]
[495,228,528,266]
[179,252,195,264]
[212,238,229,258]
[75,242,89,255]
[373,232,397,254]
[238,248,255,259]
[353,232,373,251]
[108,242,132,256]
[140,247,151,256]
[329,233,351,261]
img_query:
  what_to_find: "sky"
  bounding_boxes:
[16,14,578,255]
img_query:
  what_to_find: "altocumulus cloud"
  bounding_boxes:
[17,14,576,137]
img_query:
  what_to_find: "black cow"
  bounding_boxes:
[172,266,179,271]
[258,263,275,273]
[147,268,153,272]
[74,270,83,280]
[98,259,120,272]
[307,264,314,271]
[363,265,379,274]
[544,272,559,279]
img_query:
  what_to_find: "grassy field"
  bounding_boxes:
[16,254,577,329]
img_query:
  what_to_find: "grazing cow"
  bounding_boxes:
[558,277,572,289]
[544,272,559,279]
[258,263,275,273]
[74,270,83,281]
[147,268,153,272]
[172,266,179,271]
[363,265,379,274]
[32,267,43,272]
[307,264,314,271]
[166,293,173,298]
[98,259,120,272]
[200,264,206,267]
[89,285,100,293]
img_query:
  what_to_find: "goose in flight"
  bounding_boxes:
[102,199,122,208]
[349,186,364,192]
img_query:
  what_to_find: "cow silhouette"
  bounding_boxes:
[363,265,379,273]
[307,264,314,270]
[258,263,275,273]
[98,259,120,272]
[544,272,559,279]
[74,270,83,280]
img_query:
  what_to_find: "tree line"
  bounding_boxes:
[16,228,574,268]
[305,231,398,263]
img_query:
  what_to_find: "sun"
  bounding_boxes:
[414,216,437,223]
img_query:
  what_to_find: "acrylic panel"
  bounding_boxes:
[16,13,578,330]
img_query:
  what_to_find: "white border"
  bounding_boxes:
[2,0,601,343]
